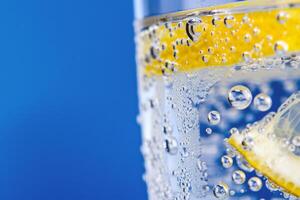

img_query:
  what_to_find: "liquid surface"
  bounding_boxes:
[136,1,300,199]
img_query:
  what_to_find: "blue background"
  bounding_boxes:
[0,0,147,200]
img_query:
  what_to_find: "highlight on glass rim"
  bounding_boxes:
[135,0,300,199]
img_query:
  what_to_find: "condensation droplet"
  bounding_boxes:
[228,85,253,110]
[274,41,288,55]
[208,110,221,125]
[224,15,235,28]
[248,177,262,192]
[213,182,229,198]
[232,170,246,185]
[221,155,233,168]
[164,136,178,155]
[254,93,272,111]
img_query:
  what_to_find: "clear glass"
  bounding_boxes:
[135,0,300,199]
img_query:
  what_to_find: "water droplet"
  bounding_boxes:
[206,127,213,135]
[248,177,262,192]
[236,155,254,172]
[197,159,207,171]
[150,45,160,59]
[213,182,229,198]
[228,85,253,110]
[208,110,221,125]
[224,15,235,28]
[277,12,289,24]
[274,41,288,55]
[254,93,272,111]
[186,17,202,42]
[232,170,246,185]
[292,136,300,147]
[221,155,233,168]
[244,33,251,42]
[164,136,178,155]
[230,127,239,135]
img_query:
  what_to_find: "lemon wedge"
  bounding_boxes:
[228,92,300,197]
[137,1,300,76]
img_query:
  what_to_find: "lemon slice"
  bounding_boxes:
[137,1,300,76]
[228,93,300,197]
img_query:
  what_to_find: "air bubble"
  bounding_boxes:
[244,34,252,42]
[230,46,236,53]
[241,136,254,151]
[186,17,202,42]
[208,110,221,125]
[277,12,289,24]
[253,27,261,36]
[206,128,213,135]
[292,136,300,147]
[232,170,246,185]
[230,127,239,135]
[242,52,252,62]
[221,155,233,168]
[228,85,253,110]
[224,15,235,28]
[254,93,272,111]
[248,177,262,192]
[202,55,209,63]
[253,43,262,52]
[236,155,254,172]
[213,182,229,198]
[265,179,278,192]
[274,41,288,55]
[212,16,221,26]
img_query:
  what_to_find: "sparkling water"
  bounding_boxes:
[136,1,300,199]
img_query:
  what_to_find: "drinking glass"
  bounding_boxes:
[135,0,300,199]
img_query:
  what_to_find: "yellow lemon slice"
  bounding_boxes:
[228,92,300,197]
[136,1,300,76]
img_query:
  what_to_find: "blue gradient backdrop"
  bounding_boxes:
[0,0,147,200]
